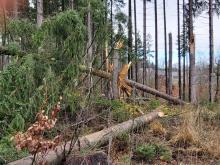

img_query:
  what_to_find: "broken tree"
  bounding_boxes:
[79,65,185,105]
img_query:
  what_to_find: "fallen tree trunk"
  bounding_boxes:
[79,65,185,105]
[8,110,164,165]
[126,80,185,105]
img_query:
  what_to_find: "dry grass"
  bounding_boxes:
[149,120,167,136]
[171,106,220,158]
[171,110,200,147]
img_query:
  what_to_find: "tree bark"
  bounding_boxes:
[62,0,65,11]
[14,0,18,18]
[163,0,168,94]
[189,0,197,104]
[154,0,158,90]
[177,0,182,99]
[128,0,133,79]
[112,49,119,99]
[182,0,186,100]
[37,0,43,27]
[8,110,164,165]
[143,0,147,86]
[70,0,74,9]
[209,0,214,102]
[168,33,173,96]
[87,2,93,63]
[215,60,220,102]
[134,0,138,82]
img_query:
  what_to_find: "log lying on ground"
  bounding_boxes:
[126,80,185,105]
[79,65,185,105]
[8,110,164,165]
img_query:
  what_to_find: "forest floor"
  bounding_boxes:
[1,97,220,165]
[61,98,220,165]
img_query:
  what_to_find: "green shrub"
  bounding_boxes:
[95,97,123,110]
[112,108,131,123]
[148,100,160,110]
[0,136,28,163]
[134,143,172,162]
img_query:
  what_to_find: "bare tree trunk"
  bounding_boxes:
[110,0,113,46]
[87,2,93,63]
[112,49,119,99]
[209,0,214,102]
[154,0,158,90]
[182,0,186,100]
[168,33,173,96]
[70,0,74,9]
[189,0,197,104]
[163,0,168,94]
[61,0,64,11]
[37,0,43,27]
[14,0,18,18]
[86,2,93,92]
[134,0,138,83]
[215,60,220,102]
[128,0,133,79]
[143,0,147,86]
[177,0,182,99]
[1,2,6,70]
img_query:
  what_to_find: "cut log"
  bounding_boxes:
[79,65,185,105]
[8,110,164,165]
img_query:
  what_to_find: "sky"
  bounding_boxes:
[121,0,220,66]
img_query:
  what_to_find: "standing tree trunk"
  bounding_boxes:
[128,0,133,79]
[143,0,147,86]
[168,33,173,96]
[215,60,220,102]
[14,0,18,18]
[189,0,197,104]
[177,0,182,99]
[182,0,186,100]
[112,48,119,99]
[154,0,158,90]
[134,0,138,82]
[1,1,6,70]
[110,0,113,46]
[86,2,93,93]
[87,2,93,64]
[163,0,168,94]
[37,0,43,27]
[209,0,214,102]
[70,0,74,9]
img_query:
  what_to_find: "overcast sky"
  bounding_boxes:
[121,0,220,65]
